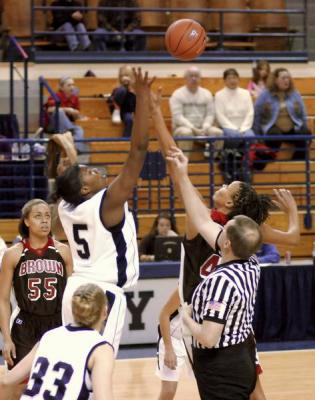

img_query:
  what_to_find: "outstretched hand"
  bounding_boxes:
[132,67,155,95]
[166,146,189,179]
[273,189,298,215]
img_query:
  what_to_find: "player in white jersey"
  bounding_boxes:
[0,283,114,400]
[51,68,154,354]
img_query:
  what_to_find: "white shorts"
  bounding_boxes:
[155,314,193,382]
[62,275,126,356]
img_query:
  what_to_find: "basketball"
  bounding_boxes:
[165,19,207,61]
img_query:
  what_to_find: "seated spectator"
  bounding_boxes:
[253,68,311,160]
[215,68,255,149]
[215,68,255,182]
[256,243,280,264]
[247,59,271,100]
[139,212,178,262]
[93,0,146,51]
[170,66,223,158]
[107,65,136,137]
[45,76,88,155]
[50,0,91,51]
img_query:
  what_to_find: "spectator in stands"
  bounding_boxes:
[45,76,88,155]
[0,235,7,265]
[93,0,146,51]
[253,68,311,160]
[170,66,223,159]
[215,68,255,148]
[107,65,136,137]
[215,68,255,183]
[50,0,91,51]
[139,212,178,262]
[256,243,280,264]
[248,60,271,100]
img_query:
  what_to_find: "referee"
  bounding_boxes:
[167,148,263,399]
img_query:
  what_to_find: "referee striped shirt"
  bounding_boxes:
[191,256,260,349]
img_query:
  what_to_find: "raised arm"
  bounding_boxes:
[167,147,222,249]
[102,68,154,228]
[261,189,300,246]
[150,88,176,157]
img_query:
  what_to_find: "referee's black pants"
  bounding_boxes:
[192,335,256,400]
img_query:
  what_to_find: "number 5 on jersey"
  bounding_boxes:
[73,224,90,259]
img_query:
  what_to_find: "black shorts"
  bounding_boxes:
[192,335,256,400]
[10,310,62,368]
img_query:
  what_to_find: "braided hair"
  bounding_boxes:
[227,182,275,225]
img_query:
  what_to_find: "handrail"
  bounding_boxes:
[8,35,28,60]
[30,3,308,61]
[33,6,304,14]
[8,36,29,138]
[39,76,60,133]
[0,135,313,227]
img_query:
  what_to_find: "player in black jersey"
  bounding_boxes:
[0,199,72,399]
[151,91,300,400]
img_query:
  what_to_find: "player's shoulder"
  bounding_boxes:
[3,242,23,261]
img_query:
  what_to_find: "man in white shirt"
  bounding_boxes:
[170,66,223,159]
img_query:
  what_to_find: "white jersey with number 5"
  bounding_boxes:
[58,188,139,289]
[21,325,111,400]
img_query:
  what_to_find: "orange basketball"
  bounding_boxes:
[165,19,207,61]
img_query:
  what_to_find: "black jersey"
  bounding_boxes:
[181,209,228,304]
[13,237,67,316]
[182,234,221,303]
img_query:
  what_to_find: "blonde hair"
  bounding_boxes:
[118,65,134,84]
[18,199,50,238]
[72,284,107,328]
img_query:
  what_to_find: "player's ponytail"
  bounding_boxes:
[72,283,107,328]
[228,182,275,225]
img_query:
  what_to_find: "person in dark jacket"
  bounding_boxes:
[50,0,91,51]
[93,0,146,51]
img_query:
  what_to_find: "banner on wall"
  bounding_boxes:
[121,278,178,345]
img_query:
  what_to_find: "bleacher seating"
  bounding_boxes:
[1,75,315,259]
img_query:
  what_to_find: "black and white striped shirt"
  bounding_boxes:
[191,256,260,349]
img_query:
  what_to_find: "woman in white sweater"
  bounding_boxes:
[215,68,255,149]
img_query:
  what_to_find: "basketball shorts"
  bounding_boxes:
[10,308,62,368]
[192,334,256,400]
[155,314,193,382]
[62,274,126,356]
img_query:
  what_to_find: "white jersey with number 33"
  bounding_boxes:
[58,188,139,288]
[21,325,111,400]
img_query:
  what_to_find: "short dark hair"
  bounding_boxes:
[226,215,262,259]
[223,68,239,80]
[228,182,275,225]
[55,164,84,208]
